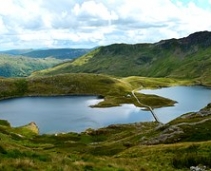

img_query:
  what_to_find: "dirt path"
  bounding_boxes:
[132,90,160,123]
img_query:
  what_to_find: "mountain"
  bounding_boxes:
[0,54,63,77]
[0,48,92,77]
[21,48,92,59]
[33,31,211,85]
[0,49,34,55]
[1,48,92,59]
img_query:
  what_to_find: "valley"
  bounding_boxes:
[0,31,211,170]
[0,48,91,77]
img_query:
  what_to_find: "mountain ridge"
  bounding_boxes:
[33,31,211,86]
[1,48,92,60]
[0,54,63,77]
[0,48,93,77]
[21,48,91,59]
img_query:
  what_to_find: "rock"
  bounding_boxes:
[22,122,39,134]
[142,125,184,145]
[84,128,95,135]
[190,166,207,171]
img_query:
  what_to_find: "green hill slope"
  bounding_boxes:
[33,31,211,85]
[0,73,190,108]
[0,54,63,77]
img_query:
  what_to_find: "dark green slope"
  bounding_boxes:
[33,31,211,85]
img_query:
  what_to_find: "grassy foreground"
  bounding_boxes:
[1,103,211,170]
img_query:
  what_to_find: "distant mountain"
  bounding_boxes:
[0,54,63,77]
[1,48,92,60]
[33,31,211,86]
[21,48,92,59]
[1,49,34,55]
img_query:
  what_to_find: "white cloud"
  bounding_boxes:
[0,17,7,34]
[73,1,114,20]
[0,0,211,50]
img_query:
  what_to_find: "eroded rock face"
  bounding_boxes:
[199,103,211,116]
[142,125,184,145]
[23,122,39,134]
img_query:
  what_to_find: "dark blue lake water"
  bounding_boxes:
[0,86,210,134]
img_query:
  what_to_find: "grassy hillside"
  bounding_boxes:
[0,73,192,108]
[1,103,211,170]
[33,31,211,86]
[0,54,63,77]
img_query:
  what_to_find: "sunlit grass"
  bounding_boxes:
[0,73,193,108]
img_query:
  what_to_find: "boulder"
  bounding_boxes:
[22,122,39,134]
[190,166,207,171]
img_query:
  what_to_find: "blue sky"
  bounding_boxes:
[0,0,211,50]
[172,0,211,9]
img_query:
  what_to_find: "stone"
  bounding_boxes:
[190,166,207,171]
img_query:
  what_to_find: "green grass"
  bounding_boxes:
[0,120,10,127]
[172,143,211,169]
[1,112,211,170]
[0,73,193,108]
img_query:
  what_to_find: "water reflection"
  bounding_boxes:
[0,86,210,134]
[0,96,153,134]
[140,86,211,123]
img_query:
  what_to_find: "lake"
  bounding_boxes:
[140,86,211,123]
[0,96,152,134]
[0,86,211,134]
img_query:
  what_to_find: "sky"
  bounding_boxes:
[0,0,211,50]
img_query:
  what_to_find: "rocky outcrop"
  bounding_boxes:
[141,103,211,145]
[21,122,39,134]
[190,165,207,171]
[142,125,184,145]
